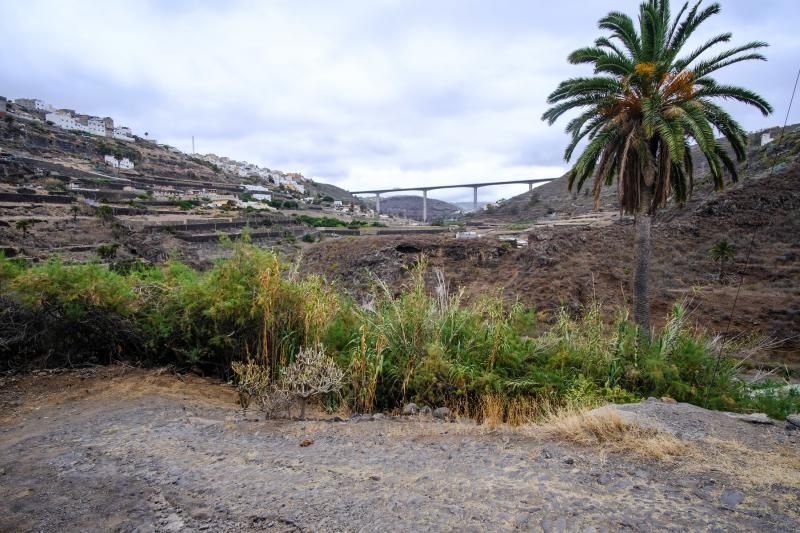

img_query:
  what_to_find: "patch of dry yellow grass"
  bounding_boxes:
[459,394,565,428]
[480,394,505,429]
[538,406,687,461]
[681,437,800,489]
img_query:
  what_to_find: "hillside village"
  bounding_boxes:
[0,95,403,220]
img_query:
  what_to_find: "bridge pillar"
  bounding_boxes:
[422,190,428,223]
[529,182,533,191]
[375,193,380,215]
[473,186,478,212]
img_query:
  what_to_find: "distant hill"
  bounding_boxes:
[364,195,463,222]
[451,201,490,213]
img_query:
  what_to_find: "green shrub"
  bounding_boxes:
[0,247,770,419]
[296,215,348,228]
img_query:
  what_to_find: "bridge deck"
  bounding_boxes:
[350,178,554,195]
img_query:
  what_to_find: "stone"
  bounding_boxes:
[541,515,567,533]
[372,413,385,420]
[786,414,800,428]
[162,514,185,532]
[402,403,419,415]
[660,396,677,404]
[725,412,774,424]
[720,489,744,508]
[433,407,451,420]
[563,457,575,465]
[420,406,432,415]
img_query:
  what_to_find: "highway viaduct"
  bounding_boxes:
[351,178,555,223]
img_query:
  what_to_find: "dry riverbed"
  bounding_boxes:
[1,367,798,532]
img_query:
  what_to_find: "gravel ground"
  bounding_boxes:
[0,368,798,532]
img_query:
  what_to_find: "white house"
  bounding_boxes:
[15,98,53,112]
[104,154,135,170]
[46,110,81,130]
[241,184,272,201]
[113,127,134,142]
[86,117,107,136]
[761,132,773,146]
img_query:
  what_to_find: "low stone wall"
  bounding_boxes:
[144,216,294,234]
[375,228,449,235]
[317,228,360,236]
[175,227,306,242]
[0,193,74,204]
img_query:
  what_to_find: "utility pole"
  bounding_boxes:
[192,136,195,154]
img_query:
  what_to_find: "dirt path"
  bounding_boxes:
[1,368,798,532]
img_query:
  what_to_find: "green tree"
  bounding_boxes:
[95,205,114,225]
[710,239,735,281]
[542,0,771,336]
[15,219,34,237]
[70,205,80,221]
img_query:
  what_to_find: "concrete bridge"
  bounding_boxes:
[351,178,555,222]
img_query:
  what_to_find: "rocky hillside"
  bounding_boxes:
[301,125,800,369]
[471,126,795,225]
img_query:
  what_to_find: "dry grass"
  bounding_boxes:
[480,394,505,429]
[681,437,800,489]
[538,406,687,461]
[459,394,565,428]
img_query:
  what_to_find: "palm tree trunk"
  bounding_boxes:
[633,188,653,338]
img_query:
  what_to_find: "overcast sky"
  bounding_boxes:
[2,0,798,202]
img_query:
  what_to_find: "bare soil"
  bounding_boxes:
[1,367,798,532]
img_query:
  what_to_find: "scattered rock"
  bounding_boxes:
[786,414,800,428]
[244,451,258,462]
[299,439,313,447]
[402,403,419,415]
[661,396,677,404]
[541,515,567,533]
[720,489,744,508]
[419,406,432,416]
[725,412,774,425]
[433,407,451,420]
[372,413,385,420]
[162,513,185,532]
[563,457,574,465]
[369,475,381,481]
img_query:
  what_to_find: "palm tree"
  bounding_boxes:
[709,239,735,281]
[542,0,771,336]
[15,219,32,237]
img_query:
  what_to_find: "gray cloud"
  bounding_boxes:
[2,0,798,204]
